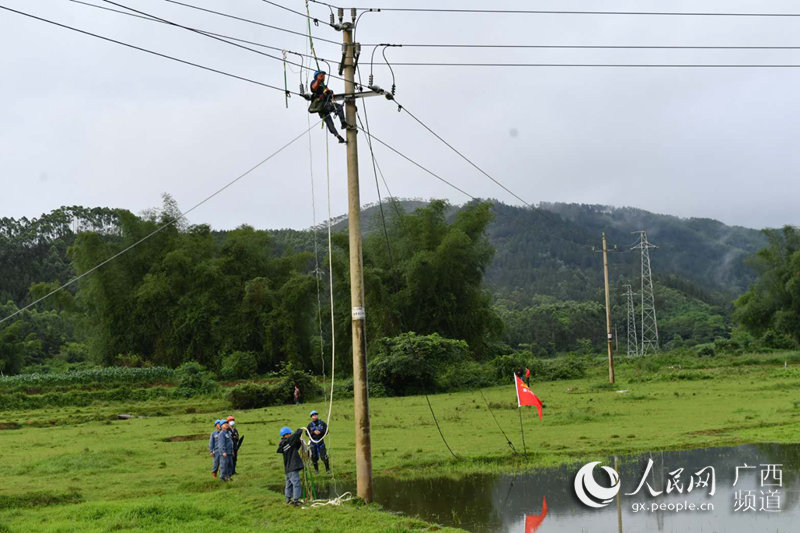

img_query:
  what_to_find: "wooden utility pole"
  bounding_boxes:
[342,9,373,502]
[602,233,615,384]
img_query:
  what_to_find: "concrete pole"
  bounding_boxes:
[342,16,373,502]
[603,233,615,384]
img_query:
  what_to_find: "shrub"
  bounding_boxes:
[271,363,322,403]
[57,343,89,363]
[488,352,530,382]
[174,362,218,398]
[760,330,797,350]
[437,360,495,391]
[227,384,279,409]
[694,343,716,357]
[219,351,258,380]
[546,356,587,380]
[368,333,470,396]
[226,364,321,409]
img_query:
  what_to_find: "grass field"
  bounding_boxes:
[2,352,799,532]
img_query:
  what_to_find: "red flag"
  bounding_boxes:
[515,374,543,420]
[524,496,548,533]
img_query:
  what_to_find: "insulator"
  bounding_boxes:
[368,74,374,86]
[391,84,396,96]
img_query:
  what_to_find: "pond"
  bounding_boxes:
[316,443,799,532]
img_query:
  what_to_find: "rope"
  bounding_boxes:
[303,492,354,508]
[425,395,458,459]
[282,50,289,108]
[306,79,325,381]
[305,0,321,71]
[303,132,336,448]
[479,389,517,454]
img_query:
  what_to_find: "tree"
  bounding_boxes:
[734,226,800,345]
[332,200,502,359]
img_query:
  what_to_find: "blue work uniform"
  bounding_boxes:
[209,429,220,475]
[306,419,330,473]
[216,428,234,481]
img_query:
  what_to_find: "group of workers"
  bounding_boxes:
[206,410,330,506]
[208,416,241,482]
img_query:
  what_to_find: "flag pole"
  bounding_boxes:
[514,374,528,456]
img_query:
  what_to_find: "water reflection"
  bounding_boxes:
[318,443,798,533]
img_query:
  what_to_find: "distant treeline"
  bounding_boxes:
[0,198,796,376]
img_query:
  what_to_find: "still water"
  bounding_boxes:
[318,443,798,533]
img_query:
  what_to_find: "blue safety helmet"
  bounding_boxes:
[280,426,292,436]
[309,410,318,417]
[313,70,326,79]
[214,419,221,426]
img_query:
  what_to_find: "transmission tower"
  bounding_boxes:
[623,284,638,357]
[631,231,659,355]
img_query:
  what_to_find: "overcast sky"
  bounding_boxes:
[2,0,799,231]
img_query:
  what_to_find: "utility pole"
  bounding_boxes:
[623,284,638,357]
[602,233,615,384]
[341,7,373,503]
[631,231,659,356]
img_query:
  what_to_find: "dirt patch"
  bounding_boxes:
[161,433,208,442]
[0,422,21,430]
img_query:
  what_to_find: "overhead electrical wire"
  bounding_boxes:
[69,0,335,64]
[100,0,348,82]
[0,4,302,95]
[376,42,800,51]
[160,0,340,45]
[260,0,332,28]
[389,99,531,207]
[65,2,800,71]
[379,61,800,68]
[0,121,321,325]
[331,6,800,17]
[355,127,475,200]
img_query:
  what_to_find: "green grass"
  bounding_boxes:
[1,352,799,532]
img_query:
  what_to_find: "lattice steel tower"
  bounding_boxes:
[631,231,659,355]
[623,284,638,357]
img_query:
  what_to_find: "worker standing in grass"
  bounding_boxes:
[217,420,234,482]
[226,416,239,475]
[277,426,304,506]
[307,410,330,474]
[209,419,221,478]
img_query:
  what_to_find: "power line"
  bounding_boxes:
[355,126,475,200]
[344,7,800,17]
[0,121,320,326]
[69,0,336,64]
[100,0,346,82]
[260,0,331,27]
[160,0,340,45]
[0,4,301,95]
[381,43,800,51]
[392,99,531,207]
[376,62,800,68]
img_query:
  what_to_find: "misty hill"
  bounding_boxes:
[276,200,765,305]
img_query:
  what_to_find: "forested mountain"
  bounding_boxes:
[279,199,765,303]
[0,199,773,373]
